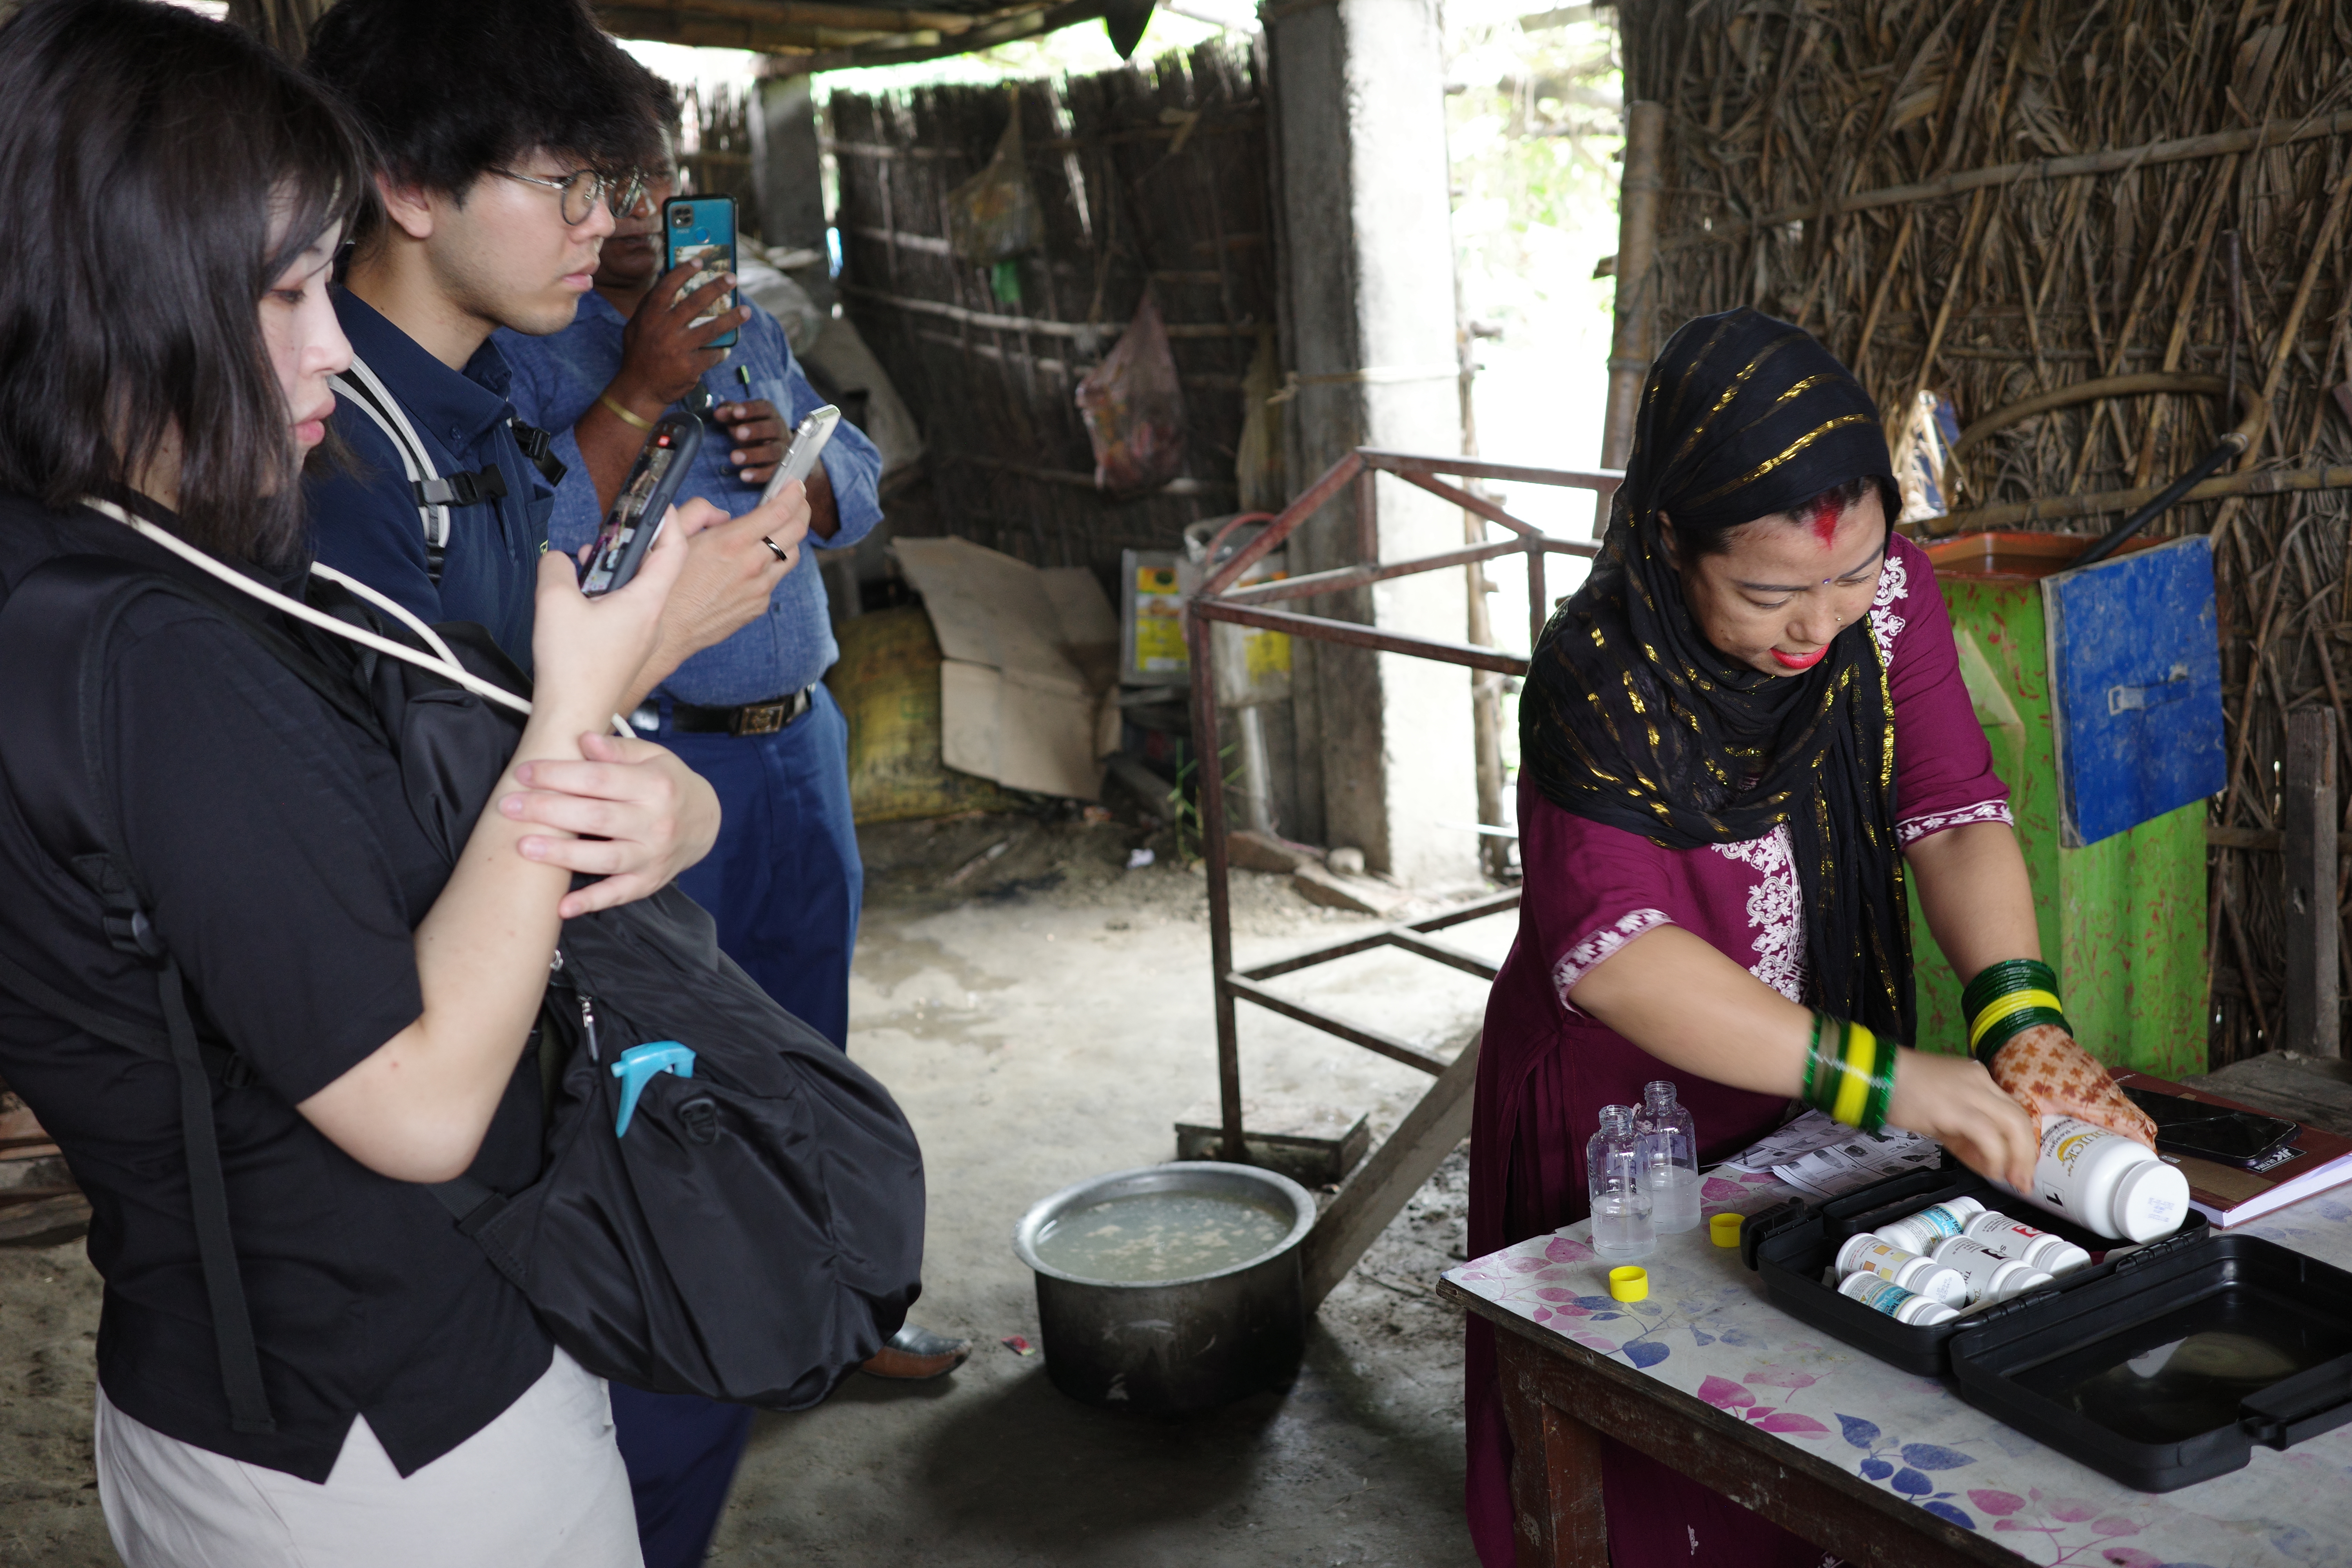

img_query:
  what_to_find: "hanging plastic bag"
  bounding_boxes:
[1076,294,1187,495]
[947,94,1042,265]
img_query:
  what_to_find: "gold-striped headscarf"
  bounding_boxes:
[1521,309,1912,1042]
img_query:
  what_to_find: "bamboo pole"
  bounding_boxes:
[1599,102,1667,477]
[1663,108,2352,250]
[1922,462,2352,535]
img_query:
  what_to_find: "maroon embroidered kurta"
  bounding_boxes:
[1464,535,2011,1567]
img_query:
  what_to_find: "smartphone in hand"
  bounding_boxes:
[664,195,739,352]
[580,414,704,597]
[758,405,842,507]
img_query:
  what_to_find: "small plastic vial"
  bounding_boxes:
[1869,1196,1986,1255]
[1833,1235,1970,1307]
[1838,1271,1959,1325]
[1636,1080,1702,1234]
[1928,1236,2054,1305]
[1587,1105,1657,1262]
[2004,1118,2192,1242]
[1961,1212,2092,1274]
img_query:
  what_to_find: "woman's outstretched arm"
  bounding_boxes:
[1571,926,2041,1190]
[297,526,685,1183]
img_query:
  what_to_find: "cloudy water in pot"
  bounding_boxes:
[1033,1190,1294,1283]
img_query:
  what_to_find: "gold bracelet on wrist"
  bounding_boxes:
[597,392,655,432]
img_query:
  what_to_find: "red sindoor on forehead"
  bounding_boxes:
[1809,495,1842,546]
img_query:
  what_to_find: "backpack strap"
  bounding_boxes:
[0,557,276,1434]
[330,353,452,584]
[330,352,563,586]
[508,419,568,488]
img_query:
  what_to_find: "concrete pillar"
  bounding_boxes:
[1265,0,1476,887]
[751,75,833,302]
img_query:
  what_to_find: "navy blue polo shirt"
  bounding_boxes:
[307,290,555,669]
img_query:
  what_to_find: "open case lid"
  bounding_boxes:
[1949,1230,2352,1492]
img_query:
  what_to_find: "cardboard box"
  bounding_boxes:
[891,537,1121,800]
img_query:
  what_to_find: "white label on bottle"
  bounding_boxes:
[1846,1276,1915,1317]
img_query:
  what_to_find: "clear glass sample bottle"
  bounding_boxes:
[1635,1080,1702,1234]
[1587,1104,1657,1261]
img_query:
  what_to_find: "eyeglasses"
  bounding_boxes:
[607,171,653,218]
[489,166,621,226]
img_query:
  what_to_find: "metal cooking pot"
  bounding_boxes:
[1013,1161,1315,1413]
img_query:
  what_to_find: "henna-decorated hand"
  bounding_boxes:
[1987,1024,2158,1148]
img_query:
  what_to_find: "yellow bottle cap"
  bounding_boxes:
[1608,1265,1648,1302]
[1710,1211,1745,1248]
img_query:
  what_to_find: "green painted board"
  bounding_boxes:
[1906,570,2207,1078]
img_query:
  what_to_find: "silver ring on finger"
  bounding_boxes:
[761,535,790,565]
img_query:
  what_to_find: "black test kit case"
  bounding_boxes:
[1740,1166,2352,1491]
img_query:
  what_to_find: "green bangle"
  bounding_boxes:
[1962,958,2056,1017]
[1963,960,2055,1023]
[1973,1007,2070,1066]
[1802,1011,1822,1107]
[1860,1033,1897,1134]
[1963,958,2067,1067]
[1804,1012,1845,1115]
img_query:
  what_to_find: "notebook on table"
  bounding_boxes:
[2109,1070,2352,1227]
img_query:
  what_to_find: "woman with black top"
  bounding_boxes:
[0,2,722,1562]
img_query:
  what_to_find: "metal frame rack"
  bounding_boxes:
[1184,446,1622,1300]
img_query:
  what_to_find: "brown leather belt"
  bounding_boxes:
[665,686,814,736]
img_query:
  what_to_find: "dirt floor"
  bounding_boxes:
[0,806,1505,1567]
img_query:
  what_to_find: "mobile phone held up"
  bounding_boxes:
[664,194,738,352]
[2118,1085,2301,1171]
[580,414,704,597]
[759,405,842,507]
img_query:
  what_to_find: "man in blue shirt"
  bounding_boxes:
[304,0,806,707]
[499,151,878,1104]
[500,94,968,1568]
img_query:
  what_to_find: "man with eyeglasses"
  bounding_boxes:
[303,0,797,711]
[498,71,968,1568]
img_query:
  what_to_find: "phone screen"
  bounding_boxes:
[582,417,702,595]
[664,196,738,352]
[2119,1086,2299,1165]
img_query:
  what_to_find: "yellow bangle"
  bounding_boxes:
[1967,988,2065,1049]
[597,392,655,432]
[1832,1021,1876,1127]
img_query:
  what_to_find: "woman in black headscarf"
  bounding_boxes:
[1462,310,2155,1567]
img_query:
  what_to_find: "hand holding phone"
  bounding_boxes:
[664,196,739,353]
[581,414,706,597]
[759,405,842,507]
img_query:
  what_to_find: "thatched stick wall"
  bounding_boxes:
[1620,0,2352,1067]
[828,42,1275,579]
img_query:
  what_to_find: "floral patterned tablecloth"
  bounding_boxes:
[1443,1168,2352,1568]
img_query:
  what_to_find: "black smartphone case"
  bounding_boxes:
[584,415,704,595]
[1742,1167,2352,1490]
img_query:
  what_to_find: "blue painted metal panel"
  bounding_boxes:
[2042,536,2226,848]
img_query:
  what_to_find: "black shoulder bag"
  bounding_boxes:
[0,538,924,1431]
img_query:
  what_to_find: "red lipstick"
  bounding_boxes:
[1770,644,1830,671]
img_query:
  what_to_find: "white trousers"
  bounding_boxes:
[94,1348,642,1568]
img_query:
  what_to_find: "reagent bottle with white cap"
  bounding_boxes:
[2004,1118,2190,1242]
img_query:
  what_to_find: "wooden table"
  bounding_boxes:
[1440,1166,2352,1568]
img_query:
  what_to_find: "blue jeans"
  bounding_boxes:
[613,682,863,1568]
[666,682,861,1047]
